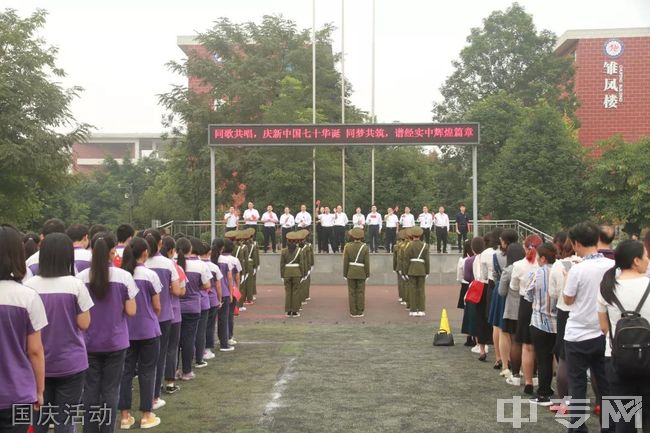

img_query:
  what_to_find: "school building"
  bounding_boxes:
[71,133,168,173]
[554,27,650,150]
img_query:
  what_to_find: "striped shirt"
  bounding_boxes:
[525,264,557,333]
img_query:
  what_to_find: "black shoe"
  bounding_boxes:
[523,384,534,395]
[464,336,474,347]
[493,360,503,370]
[165,384,180,394]
[478,354,487,362]
[529,395,552,406]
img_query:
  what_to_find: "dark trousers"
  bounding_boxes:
[0,409,28,433]
[263,226,277,252]
[368,225,380,252]
[84,349,127,433]
[229,299,236,340]
[164,321,181,381]
[385,227,397,253]
[281,227,293,248]
[457,230,468,252]
[316,225,324,252]
[244,224,257,235]
[565,335,612,433]
[605,358,650,433]
[206,306,218,349]
[195,309,209,363]
[119,337,160,413]
[530,326,556,397]
[422,227,431,244]
[154,320,171,399]
[321,227,333,253]
[179,312,200,374]
[435,227,448,252]
[34,371,86,433]
[217,297,231,348]
[333,226,346,252]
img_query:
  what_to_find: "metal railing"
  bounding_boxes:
[157,219,551,247]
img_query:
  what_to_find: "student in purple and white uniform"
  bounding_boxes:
[191,238,213,369]
[25,233,93,433]
[114,224,135,267]
[0,225,47,433]
[201,242,222,360]
[118,237,162,430]
[143,230,181,409]
[217,238,242,347]
[77,232,138,433]
[24,218,67,280]
[159,237,185,395]
[212,239,235,352]
[66,223,92,273]
[23,232,40,258]
[176,237,211,381]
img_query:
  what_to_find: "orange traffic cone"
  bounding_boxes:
[433,308,454,346]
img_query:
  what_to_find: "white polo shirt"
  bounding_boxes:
[334,212,348,227]
[243,208,260,225]
[352,213,365,228]
[399,213,415,228]
[261,211,278,227]
[319,213,335,227]
[417,212,433,229]
[433,212,450,230]
[385,214,398,228]
[280,213,295,229]
[295,211,312,228]
[366,212,382,228]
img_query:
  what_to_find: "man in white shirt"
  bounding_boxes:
[399,207,415,229]
[417,206,433,244]
[433,206,450,253]
[318,207,335,253]
[384,208,398,253]
[562,221,614,431]
[295,204,312,230]
[261,205,279,253]
[352,208,365,229]
[224,206,239,231]
[279,207,295,248]
[243,202,260,234]
[366,206,382,253]
[333,205,349,253]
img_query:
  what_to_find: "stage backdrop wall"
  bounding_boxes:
[256,253,461,285]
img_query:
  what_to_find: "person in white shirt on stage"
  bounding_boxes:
[243,202,260,234]
[384,208,399,253]
[333,205,349,253]
[224,206,239,231]
[366,206,382,253]
[352,208,365,229]
[399,207,415,229]
[318,207,335,253]
[261,205,279,253]
[279,207,295,248]
[434,206,450,253]
[418,206,433,244]
[295,204,312,230]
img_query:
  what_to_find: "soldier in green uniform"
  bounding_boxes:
[281,231,305,317]
[343,227,370,318]
[298,229,314,304]
[398,229,412,310]
[244,228,260,303]
[235,230,250,311]
[402,226,429,317]
[394,229,408,306]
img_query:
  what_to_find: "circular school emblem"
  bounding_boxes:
[603,39,624,58]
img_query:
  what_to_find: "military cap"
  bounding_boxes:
[410,226,424,237]
[224,230,238,239]
[244,228,256,238]
[298,229,310,239]
[398,229,409,240]
[286,231,301,242]
[349,228,365,240]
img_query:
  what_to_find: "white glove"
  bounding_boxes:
[425,275,429,280]
[365,278,369,282]
[253,269,257,275]
[344,277,347,281]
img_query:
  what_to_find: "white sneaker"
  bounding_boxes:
[239,306,247,312]
[500,368,512,378]
[409,312,416,317]
[506,375,521,386]
[418,312,426,317]
[400,301,407,305]
[203,349,215,360]
[152,399,166,411]
[305,297,311,301]
[471,345,481,354]
[228,338,237,346]
[220,346,235,352]
[397,298,403,302]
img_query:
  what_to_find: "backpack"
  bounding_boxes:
[607,281,650,377]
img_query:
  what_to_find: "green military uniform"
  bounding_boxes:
[235,233,250,308]
[394,229,409,306]
[402,226,429,315]
[245,228,260,302]
[343,228,370,317]
[281,231,305,316]
[297,230,314,304]
[303,231,314,301]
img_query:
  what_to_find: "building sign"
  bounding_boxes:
[208,123,480,147]
[603,39,624,109]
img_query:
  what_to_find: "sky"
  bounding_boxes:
[2,0,649,133]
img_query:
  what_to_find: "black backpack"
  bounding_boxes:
[607,282,650,377]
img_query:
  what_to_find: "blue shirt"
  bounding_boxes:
[525,264,557,333]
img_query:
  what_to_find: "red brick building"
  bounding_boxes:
[555,28,650,150]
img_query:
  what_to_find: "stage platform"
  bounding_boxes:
[256,252,461,285]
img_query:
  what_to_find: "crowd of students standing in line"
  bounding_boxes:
[456,222,650,433]
[0,218,258,433]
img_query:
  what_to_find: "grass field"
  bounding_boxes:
[122,285,600,433]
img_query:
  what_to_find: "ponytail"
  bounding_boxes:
[600,265,618,305]
[524,234,543,264]
[211,239,225,265]
[600,239,646,305]
[144,229,161,257]
[89,232,116,300]
[176,237,191,271]
[121,237,149,275]
[160,236,176,258]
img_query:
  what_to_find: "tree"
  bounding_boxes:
[482,102,586,232]
[586,136,650,231]
[432,3,576,122]
[0,9,89,228]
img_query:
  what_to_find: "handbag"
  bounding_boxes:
[433,330,455,346]
[465,280,485,304]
